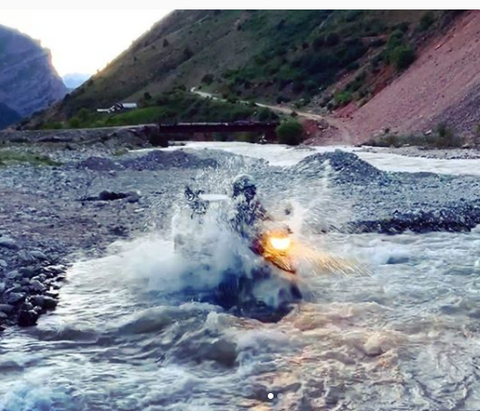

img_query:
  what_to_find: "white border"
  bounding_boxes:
[0,2,477,10]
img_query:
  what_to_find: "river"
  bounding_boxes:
[2,143,480,410]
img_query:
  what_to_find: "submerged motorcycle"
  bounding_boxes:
[174,187,302,320]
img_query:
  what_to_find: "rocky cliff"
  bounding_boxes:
[0,24,67,125]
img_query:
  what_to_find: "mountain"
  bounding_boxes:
[0,24,67,126]
[62,73,91,90]
[27,10,472,140]
[0,102,21,129]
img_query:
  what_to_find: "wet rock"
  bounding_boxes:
[22,301,34,311]
[17,309,40,327]
[44,265,66,275]
[386,255,410,264]
[19,267,37,278]
[0,282,5,293]
[0,236,18,250]
[0,304,14,314]
[98,190,129,201]
[6,292,26,305]
[29,279,46,293]
[126,191,141,203]
[6,270,20,280]
[30,250,48,261]
[32,295,57,310]
[18,250,37,264]
[0,259,7,268]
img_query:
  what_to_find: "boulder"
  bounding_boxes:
[17,309,40,327]
[0,236,18,250]
[0,304,14,314]
[6,292,25,305]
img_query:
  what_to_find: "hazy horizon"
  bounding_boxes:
[0,9,171,76]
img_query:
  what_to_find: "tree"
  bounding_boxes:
[276,120,304,146]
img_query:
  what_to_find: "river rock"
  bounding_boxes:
[126,191,141,203]
[19,266,37,278]
[6,292,26,305]
[32,295,57,310]
[17,309,40,327]
[0,304,14,314]
[6,270,20,280]
[0,236,18,250]
[98,190,129,201]
[0,259,7,268]
[30,279,46,293]
[0,282,5,293]
[30,250,48,261]
[18,250,40,264]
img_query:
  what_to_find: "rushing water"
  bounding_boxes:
[2,144,480,411]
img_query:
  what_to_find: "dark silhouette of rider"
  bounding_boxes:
[230,174,269,238]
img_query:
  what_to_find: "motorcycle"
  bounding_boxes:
[175,187,302,319]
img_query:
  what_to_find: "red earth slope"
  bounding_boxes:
[339,11,480,143]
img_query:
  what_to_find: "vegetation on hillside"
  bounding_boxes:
[0,149,60,167]
[38,90,278,130]
[25,10,463,128]
[276,120,304,145]
[221,10,457,109]
[365,124,466,149]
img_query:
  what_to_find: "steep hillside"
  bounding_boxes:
[0,102,21,129]
[336,11,480,142]
[0,24,67,126]
[32,10,459,127]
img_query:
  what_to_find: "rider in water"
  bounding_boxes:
[229,174,270,239]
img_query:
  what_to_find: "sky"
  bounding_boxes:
[0,9,171,76]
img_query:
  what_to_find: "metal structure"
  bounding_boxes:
[157,121,279,141]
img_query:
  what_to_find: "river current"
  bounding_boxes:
[2,143,480,411]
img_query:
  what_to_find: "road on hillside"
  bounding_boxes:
[190,87,353,144]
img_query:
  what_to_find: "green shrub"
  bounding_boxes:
[390,46,416,71]
[276,120,304,146]
[40,122,63,130]
[419,12,435,31]
[334,91,353,107]
[436,123,463,148]
[68,118,81,128]
[201,73,214,85]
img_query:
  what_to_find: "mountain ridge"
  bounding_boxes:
[0,23,67,128]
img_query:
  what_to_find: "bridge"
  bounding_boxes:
[150,121,279,146]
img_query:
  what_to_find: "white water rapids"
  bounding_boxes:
[2,143,480,410]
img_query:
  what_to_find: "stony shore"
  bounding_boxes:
[357,145,480,160]
[2,131,480,331]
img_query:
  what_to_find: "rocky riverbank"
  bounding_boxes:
[3,138,480,332]
[357,145,480,160]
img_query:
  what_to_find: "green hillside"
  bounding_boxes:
[28,10,462,128]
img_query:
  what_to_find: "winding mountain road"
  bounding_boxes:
[191,87,353,144]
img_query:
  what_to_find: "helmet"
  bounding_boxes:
[232,174,256,198]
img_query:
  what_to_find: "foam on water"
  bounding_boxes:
[3,146,480,410]
[161,141,480,175]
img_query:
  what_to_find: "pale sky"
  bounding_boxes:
[0,9,171,76]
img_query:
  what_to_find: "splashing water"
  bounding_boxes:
[4,145,478,410]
